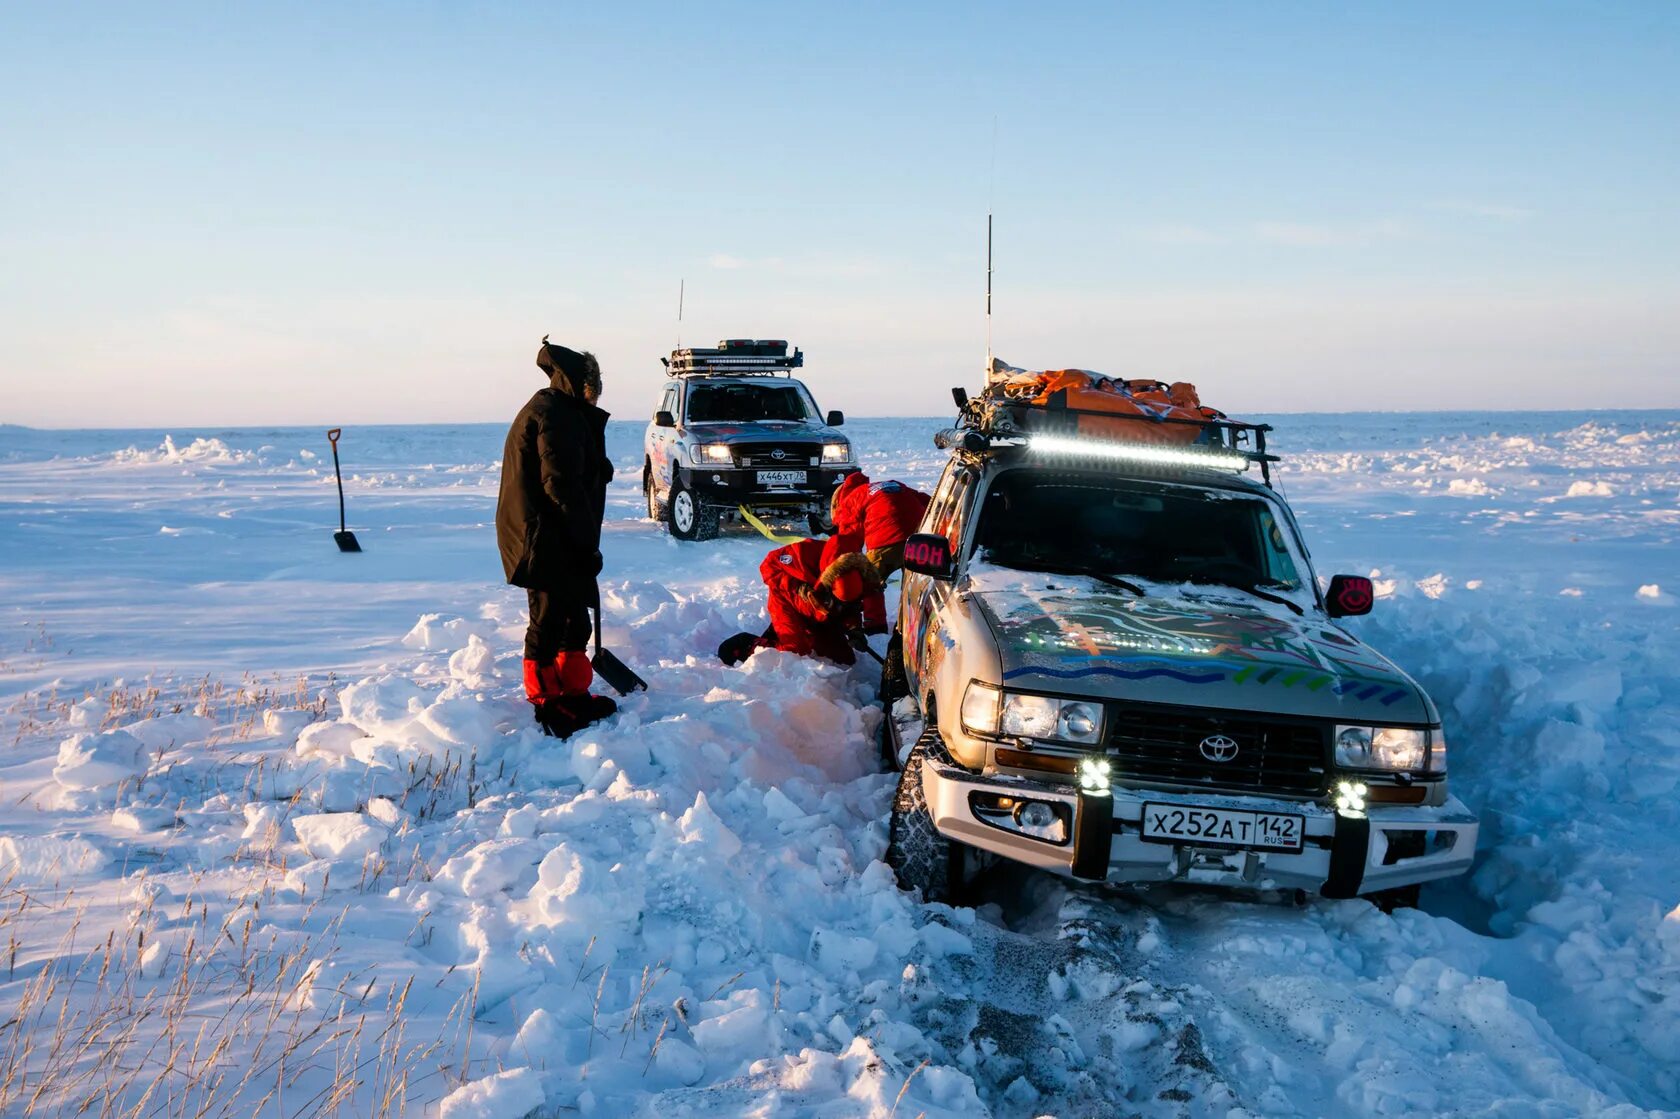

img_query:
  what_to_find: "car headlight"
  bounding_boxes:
[821,442,852,464]
[1335,725,1428,771]
[696,444,733,464]
[961,685,1104,745]
[960,681,1001,736]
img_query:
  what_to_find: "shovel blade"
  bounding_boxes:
[592,649,646,696]
[334,531,362,553]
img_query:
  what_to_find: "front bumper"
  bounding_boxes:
[920,757,1478,896]
[677,464,858,508]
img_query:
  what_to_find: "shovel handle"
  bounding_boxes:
[327,427,341,445]
[591,580,604,656]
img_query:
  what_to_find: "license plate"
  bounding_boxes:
[1140,802,1304,853]
[756,470,807,486]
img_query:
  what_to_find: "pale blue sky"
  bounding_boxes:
[2,2,1676,426]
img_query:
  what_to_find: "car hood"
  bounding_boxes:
[968,572,1432,724]
[683,421,844,443]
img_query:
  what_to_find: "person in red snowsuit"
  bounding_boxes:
[821,475,932,633]
[718,538,880,666]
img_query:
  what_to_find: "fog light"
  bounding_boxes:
[1017,801,1056,829]
[1078,756,1111,795]
[1335,780,1368,817]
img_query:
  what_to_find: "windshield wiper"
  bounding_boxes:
[1005,560,1144,597]
[1189,578,1304,616]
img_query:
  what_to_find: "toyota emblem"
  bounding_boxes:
[770,448,786,461]
[1199,734,1240,763]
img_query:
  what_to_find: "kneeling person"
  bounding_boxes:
[719,539,881,666]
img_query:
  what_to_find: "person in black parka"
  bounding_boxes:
[497,337,617,737]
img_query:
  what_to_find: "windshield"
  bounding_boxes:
[686,383,818,424]
[972,472,1307,595]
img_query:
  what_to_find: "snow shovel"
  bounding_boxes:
[590,582,647,695]
[326,428,361,553]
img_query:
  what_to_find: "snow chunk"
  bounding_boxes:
[295,720,368,760]
[291,813,386,860]
[434,838,542,898]
[1446,477,1492,496]
[449,634,498,686]
[677,792,743,859]
[262,708,316,739]
[124,713,215,751]
[436,1068,544,1119]
[110,435,254,465]
[0,835,109,881]
[402,614,491,653]
[1565,480,1614,497]
[53,729,148,792]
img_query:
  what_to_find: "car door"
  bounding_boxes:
[902,461,976,695]
[650,382,680,492]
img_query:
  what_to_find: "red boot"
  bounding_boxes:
[523,658,568,736]
[549,651,617,735]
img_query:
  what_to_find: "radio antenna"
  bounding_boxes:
[985,213,993,378]
[676,278,685,348]
[985,115,997,381]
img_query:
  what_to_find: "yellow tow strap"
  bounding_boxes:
[738,505,806,545]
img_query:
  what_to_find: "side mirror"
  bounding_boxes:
[654,410,676,429]
[902,533,954,580]
[1326,574,1374,618]
[826,410,845,427]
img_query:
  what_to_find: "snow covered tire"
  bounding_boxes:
[886,724,973,905]
[877,630,908,771]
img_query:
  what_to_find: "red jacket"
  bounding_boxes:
[832,476,932,552]
[760,539,856,664]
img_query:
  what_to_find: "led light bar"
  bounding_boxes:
[1029,433,1249,472]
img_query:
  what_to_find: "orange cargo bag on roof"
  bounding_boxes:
[1006,369,1220,445]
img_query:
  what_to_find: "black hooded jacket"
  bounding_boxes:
[496,365,612,591]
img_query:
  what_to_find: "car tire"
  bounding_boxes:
[1368,884,1422,913]
[886,724,977,905]
[644,465,665,522]
[877,629,909,771]
[666,480,720,542]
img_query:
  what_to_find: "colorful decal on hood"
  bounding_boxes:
[987,592,1412,705]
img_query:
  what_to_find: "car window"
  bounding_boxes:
[686,383,818,424]
[658,385,678,418]
[937,470,974,545]
[972,472,1306,591]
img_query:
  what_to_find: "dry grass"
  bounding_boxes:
[0,869,473,1118]
[7,672,332,750]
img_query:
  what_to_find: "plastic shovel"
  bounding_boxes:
[591,582,647,695]
[326,428,362,553]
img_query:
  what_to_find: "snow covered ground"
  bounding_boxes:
[1,410,1678,1117]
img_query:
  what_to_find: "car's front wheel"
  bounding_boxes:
[665,480,720,542]
[643,464,664,522]
[886,723,980,905]
[877,630,908,771]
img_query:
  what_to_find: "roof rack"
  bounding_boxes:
[935,385,1281,486]
[663,339,805,378]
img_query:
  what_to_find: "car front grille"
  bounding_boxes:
[1105,705,1328,797]
[730,443,820,468]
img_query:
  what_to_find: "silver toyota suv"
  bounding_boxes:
[642,340,858,540]
[880,386,1478,907]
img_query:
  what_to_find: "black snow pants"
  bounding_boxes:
[525,587,591,661]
